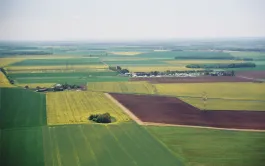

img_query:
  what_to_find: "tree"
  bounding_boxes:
[116,66,122,70]
[231,70,235,76]
[88,113,111,123]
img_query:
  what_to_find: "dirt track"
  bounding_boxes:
[130,76,252,83]
[237,71,265,79]
[110,93,265,130]
[104,93,143,124]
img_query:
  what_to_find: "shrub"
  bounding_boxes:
[89,113,111,123]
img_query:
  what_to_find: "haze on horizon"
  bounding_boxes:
[0,0,265,41]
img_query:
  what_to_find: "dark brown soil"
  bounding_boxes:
[110,93,265,130]
[130,76,252,83]
[237,71,265,79]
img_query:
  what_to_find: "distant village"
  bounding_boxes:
[115,65,235,77]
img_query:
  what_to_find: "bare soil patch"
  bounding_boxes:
[110,93,265,130]
[130,76,251,83]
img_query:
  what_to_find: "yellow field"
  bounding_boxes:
[110,52,143,55]
[164,59,242,65]
[87,81,157,94]
[0,71,13,87]
[6,64,108,71]
[155,83,265,100]
[46,91,130,125]
[0,58,25,67]
[18,83,56,88]
[127,66,201,72]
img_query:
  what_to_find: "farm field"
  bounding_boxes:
[46,91,130,125]
[135,51,234,59]
[43,123,182,166]
[147,126,265,166]
[127,66,195,72]
[111,93,265,129]
[6,64,108,71]
[130,76,251,83]
[229,51,265,60]
[0,88,46,129]
[180,97,265,111]
[104,59,168,66]
[164,59,241,65]
[0,71,13,87]
[110,51,143,55]
[155,82,265,100]
[237,71,265,79]
[0,127,44,166]
[13,76,128,84]
[18,83,56,88]
[87,81,157,94]
[0,57,26,67]
[8,71,117,78]
[10,57,103,66]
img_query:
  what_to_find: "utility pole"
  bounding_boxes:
[202,91,208,111]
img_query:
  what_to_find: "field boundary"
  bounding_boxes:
[143,122,265,132]
[104,93,143,125]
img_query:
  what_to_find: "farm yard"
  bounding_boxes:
[1,41,265,166]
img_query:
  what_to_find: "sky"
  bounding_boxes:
[0,0,265,41]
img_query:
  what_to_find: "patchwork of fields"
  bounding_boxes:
[111,93,265,129]
[46,91,130,125]
[1,48,265,166]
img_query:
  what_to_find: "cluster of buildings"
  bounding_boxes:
[119,70,235,78]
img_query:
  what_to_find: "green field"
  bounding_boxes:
[229,51,265,60]
[136,51,233,59]
[147,126,265,166]
[43,123,182,166]
[0,88,46,129]
[10,58,102,66]
[0,127,44,166]
[104,59,168,66]
[13,76,128,84]
[8,71,118,78]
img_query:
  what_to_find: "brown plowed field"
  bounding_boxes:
[110,93,265,130]
[237,71,265,79]
[130,76,251,83]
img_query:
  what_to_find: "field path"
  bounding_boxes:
[104,93,143,125]
[143,122,265,132]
